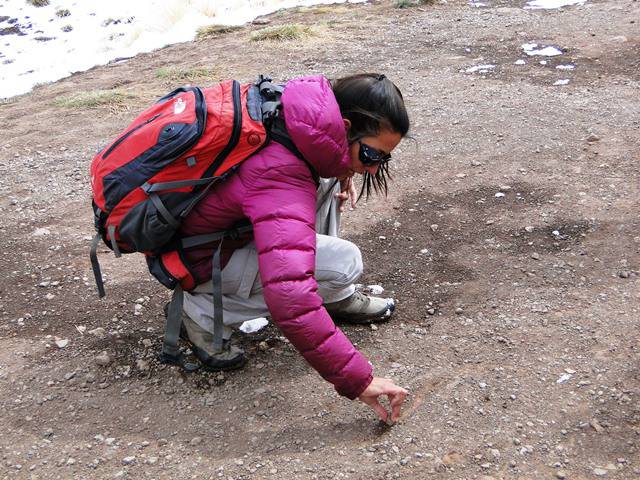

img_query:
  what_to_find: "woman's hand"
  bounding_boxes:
[336,176,357,212]
[358,377,409,423]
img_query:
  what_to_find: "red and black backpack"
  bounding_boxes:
[89,76,308,369]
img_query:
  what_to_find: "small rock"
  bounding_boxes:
[471,160,482,167]
[590,418,604,433]
[442,452,464,466]
[136,359,149,371]
[32,228,51,237]
[430,224,439,232]
[427,308,436,315]
[556,470,567,479]
[455,307,464,315]
[122,456,136,465]
[147,456,158,465]
[400,457,410,466]
[618,271,630,279]
[531,252,540,260]
[190,436,202,446]
[524,226,535,233]
[95,351,112,367]
[89,327,107,338]
[55,338,69,349]
[495,192,506,198]
[593,468,608,477]
[586,133,600,143]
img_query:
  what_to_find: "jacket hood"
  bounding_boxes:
[281,76,351,179]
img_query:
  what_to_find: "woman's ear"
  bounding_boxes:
[343,118,352,132]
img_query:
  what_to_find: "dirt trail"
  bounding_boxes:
[1,1,639,479]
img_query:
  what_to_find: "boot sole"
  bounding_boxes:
[331,300,395,325]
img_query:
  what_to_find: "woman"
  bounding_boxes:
[180,73,409,423]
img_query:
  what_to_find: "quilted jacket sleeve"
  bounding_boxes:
[241,153,373,400]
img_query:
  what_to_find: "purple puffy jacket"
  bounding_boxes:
[181,76,373,399]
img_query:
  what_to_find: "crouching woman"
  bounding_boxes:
[181,73,409,422]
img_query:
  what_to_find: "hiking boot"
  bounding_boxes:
[324,291,395,324]
[164,303,246,372]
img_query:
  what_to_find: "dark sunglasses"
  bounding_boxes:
[359,141,392,166]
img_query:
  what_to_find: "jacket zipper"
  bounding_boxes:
[102,113,162,159]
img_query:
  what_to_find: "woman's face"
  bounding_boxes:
[346,126,402,177]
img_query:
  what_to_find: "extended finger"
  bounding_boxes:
[389,392,408,422]
[349,183,357,209]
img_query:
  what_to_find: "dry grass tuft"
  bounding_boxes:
[196,24,243,40]
[395,0,434,7]
[52,89,136,109]
[250,24,314,42]
[155,65,216,83]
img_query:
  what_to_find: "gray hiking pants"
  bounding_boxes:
[183,178,362,338]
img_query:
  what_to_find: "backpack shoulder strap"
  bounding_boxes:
[255,75,319,186]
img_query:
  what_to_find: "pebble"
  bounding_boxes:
[190,436,202,446]
[455,307,464,315]
[531,252,540,260]
[618,271,630,278]
[54,338,69,349]
[136,359,149,371]
[427,308,436,315]
[556,470,567,479]
[524,226,535,233]
[430,224,439,232]
[593,468,608,477]
[89,327,107,338]
[400,457,410,466]
[122,456,136,465]
[442,452,464,466]
[586,133,600,143]
[32,227,51,237]
[147,456,158,464]
[95,351,112,366]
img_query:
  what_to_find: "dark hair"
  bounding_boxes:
[331,73,410,199]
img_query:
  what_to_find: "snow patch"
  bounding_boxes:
[1,0,366,99]
[522,43,563,56]
[525,0,586,9]
[464,64,496,74]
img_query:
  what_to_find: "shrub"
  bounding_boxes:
[196,24,243,40]
[155,65,216,82]
[55,8,70,17]
[52,90,135,109]
[26,0,49,6]
[250,24,313,42]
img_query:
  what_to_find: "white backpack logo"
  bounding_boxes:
[174,98,186,114]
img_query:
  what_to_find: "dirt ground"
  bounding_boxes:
[1,0,639,478]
